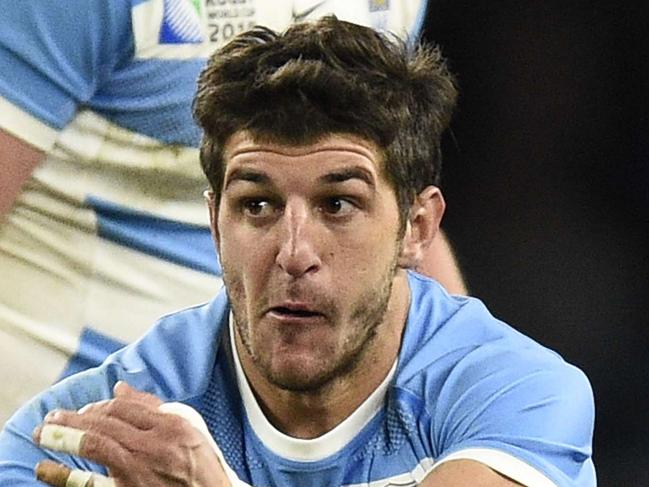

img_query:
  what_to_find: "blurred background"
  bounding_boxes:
[422,1,649,485]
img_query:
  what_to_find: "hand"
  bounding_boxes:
[32,382,232,487]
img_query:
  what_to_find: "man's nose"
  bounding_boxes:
[275,203,322,278]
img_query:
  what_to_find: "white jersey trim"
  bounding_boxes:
[230,313,397,462]
[344,457,435,487]
[39,109,208,225]
[431,447,558,487]
[0,96,59,151]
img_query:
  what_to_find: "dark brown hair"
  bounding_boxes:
[194,15,457,225]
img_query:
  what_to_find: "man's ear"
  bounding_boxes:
[204,189,220,248]
[397,186,445,269]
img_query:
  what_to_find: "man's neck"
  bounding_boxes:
[234,271,411,439]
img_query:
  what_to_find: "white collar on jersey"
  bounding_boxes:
[229,312,397,462]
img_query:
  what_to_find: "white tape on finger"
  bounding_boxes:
[88,473,116,487]
[39,424,85,455]
[65,470,115,487]
[65,470,92,487]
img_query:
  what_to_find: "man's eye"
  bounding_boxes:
[321,198,356,216]
[243,199,273,217]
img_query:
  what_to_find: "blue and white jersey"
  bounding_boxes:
[0,273,595,486]
[0,0,428,423]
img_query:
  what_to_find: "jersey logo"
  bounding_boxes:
[291,0,328,22]
[133,0,213,59]
[159,0,205,44]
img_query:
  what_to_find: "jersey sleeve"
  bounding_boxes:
[0,369,117,486]
[0,350,175,485]
[0,296,226,485]
[430,344,596,487]
[0,0,132,150]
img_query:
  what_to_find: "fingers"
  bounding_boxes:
[33,400,208,474]
[78,397,166,431]
[36,408,139,448]
[34,422,85,455]
[33,419,129,473]
[33,385,228,487]
[78,400,110,415]
[77,382,161,416]
[72,382,168,432]
[113,381,163,408]
[35,461,115,487]
[35,461,69,487]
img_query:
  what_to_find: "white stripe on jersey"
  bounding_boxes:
[344,457,436,486]
[431,448,558,487]
[0,97,59,152]
[44,109,207,225]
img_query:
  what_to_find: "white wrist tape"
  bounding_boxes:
[159,402,247,487]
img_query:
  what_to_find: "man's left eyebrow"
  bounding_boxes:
[319,167,375,187]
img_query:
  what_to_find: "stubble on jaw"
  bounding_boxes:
[223,249,400,395]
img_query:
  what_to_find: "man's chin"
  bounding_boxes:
[267,374,334,394]
[260,350,361,394]
[262,359,339,394]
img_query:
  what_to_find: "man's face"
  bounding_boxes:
[213,132,405,393]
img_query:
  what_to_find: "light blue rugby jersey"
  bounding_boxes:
[0,0,428,422]
[0,273,595,486]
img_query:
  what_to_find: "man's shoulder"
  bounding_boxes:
[402,271,526,356]
[109,290,230,396]
[0,290,230,466]
[405,271,559,351]
[43,290,230,411]
[398,272,586,403]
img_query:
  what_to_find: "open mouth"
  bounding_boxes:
[271,307,323,318]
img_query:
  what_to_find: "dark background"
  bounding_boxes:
[422,2,649,485]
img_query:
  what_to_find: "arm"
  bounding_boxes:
[33,402,522,487]
[0,129,45,219]
[428,343,595,487]
[421,460,523,486]
[416,230,468,295]
[33,383,233,487]
[0,0,130,221]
